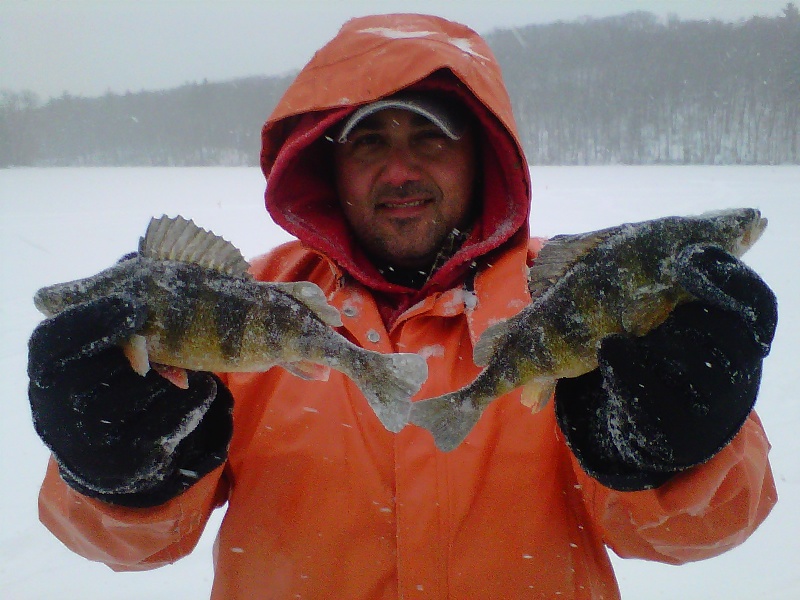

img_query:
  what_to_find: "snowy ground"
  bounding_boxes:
[1,166,797,599]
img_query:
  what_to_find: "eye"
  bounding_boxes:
[349,132,384,149]
[413,128,449,155]
[342,130,389,162]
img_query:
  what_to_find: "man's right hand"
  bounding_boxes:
[28,295,233,507]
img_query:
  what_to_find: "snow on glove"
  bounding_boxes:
[29,295,233,507]
[555,244,777,491]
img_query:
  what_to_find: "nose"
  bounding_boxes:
[379,145,420,186]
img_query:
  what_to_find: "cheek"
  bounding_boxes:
[335,163,369,217]
[439,157,477,218]
[336,171,371,225]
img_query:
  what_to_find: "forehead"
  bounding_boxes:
[348,109,439,133]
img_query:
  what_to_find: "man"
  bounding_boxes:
[29,14,777,599]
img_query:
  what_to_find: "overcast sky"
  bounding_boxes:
[1,0,792,101]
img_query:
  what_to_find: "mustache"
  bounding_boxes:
[374,181,438,202]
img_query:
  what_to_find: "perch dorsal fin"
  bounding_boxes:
[528,226,619,298]
[139,215,251,277]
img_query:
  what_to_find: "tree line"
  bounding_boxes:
[495,7,799,164]
[2,6,798,167]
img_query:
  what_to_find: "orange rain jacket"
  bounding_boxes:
[39,14,776,600]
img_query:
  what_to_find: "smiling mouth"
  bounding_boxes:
[378,198,431,209]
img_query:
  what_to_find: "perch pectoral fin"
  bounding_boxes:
[621,296,673,336]
[520,379,555,413]
[122,334,150,376]
[282,360,331,382]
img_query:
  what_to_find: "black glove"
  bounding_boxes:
[555,245,777,491]
[29,295,233,507]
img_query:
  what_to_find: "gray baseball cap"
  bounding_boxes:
[336,92,466,143]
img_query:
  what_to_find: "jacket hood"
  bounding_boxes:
[260,14,531,301]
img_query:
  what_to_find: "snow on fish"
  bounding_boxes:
[410,208,768,451]
[33,215,428,433]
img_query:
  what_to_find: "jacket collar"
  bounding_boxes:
[396,229,532,343]
[320,229,532,339]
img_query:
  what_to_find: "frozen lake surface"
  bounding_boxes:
[1,166,797,599]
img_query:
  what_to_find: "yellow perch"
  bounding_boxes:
[34,215,428,433]
[410,208,767,450]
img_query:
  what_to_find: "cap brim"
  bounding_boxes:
[336,93,464,143]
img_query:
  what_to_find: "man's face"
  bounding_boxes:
[333,109,477,270]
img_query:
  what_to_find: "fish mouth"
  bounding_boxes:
[745,212,768,247]
[734,209,767,255]
[33,288,56,316]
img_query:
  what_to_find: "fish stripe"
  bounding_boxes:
[159,267,200,352]
[214,294,251,361]
[162,302,196,352]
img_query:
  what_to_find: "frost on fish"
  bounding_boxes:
[410,208,768,451]
[33,215,428,433]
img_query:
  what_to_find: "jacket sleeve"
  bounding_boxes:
[571,412,777,564]
[38,458,228,571]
